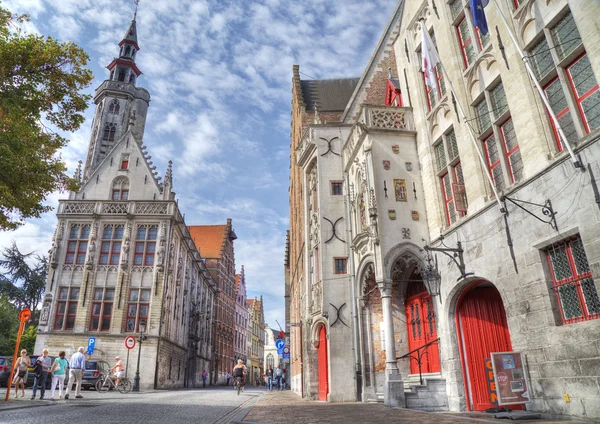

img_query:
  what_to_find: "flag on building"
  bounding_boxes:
[470,0,489,35]
[421,24,440,98]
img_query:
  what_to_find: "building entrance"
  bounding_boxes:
[405,280,440,374]
[317,325,329,401]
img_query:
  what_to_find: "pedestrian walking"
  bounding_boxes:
[226,371,231,386]
[49,351,68,400]
[31,348,52,400]
[265,365,274,391]
[275,365,283,390]
[65,346,86,400]
[202,369,208,388]
[12,349,30,398]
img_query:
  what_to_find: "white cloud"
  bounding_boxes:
[50,14,83,41]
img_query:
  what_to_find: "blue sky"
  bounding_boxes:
[0,0,396,329]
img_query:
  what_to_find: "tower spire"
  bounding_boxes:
[134,0,139,21]
[106,5,142,85]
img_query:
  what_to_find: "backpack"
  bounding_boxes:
[275,368,282,377]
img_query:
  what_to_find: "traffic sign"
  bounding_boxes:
[18,308,31,322]
[275,339,285,350]
[125,336,136,350]
[283,346,290,355]
[87,337,96,355]
[283,353,290,359]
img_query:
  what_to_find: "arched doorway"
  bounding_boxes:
[317,324,329,401]
[405,276,440,374]
[457,283,513,411]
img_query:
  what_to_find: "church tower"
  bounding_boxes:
[83,16,150,180]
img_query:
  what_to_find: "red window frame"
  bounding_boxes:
[112,189,128,200]
[134,225,157,266]
[451,163,467,217]
[330,181,343,195]
[456,16,474,69]
[566,53,600,134]
[546,237,599,324]
[120,160,129,170]
[543,77,568,152]
[440,173,454,226]
[54,287,79,330]
[482,134,502,187]
[99,240,121,265]
[499,118,520,183]
[89,289,114,331]
[513,0,519,9]
[65,225,89,265]
[334,258,348,275]
[125,289,150,333]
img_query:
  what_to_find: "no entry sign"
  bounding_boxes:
[125,336,136,350]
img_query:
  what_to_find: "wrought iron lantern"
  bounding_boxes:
[420,251,442,303]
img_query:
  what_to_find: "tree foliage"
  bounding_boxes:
[0,294,19,355]
[0,5,93,230]
[0,241,46,322]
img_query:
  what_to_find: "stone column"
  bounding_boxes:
[378,278,405,408]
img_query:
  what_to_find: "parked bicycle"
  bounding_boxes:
[95,371,132,394]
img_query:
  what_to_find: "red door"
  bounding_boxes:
[317,325,329,400]
[406,282,440,374]
[458,285,514,411]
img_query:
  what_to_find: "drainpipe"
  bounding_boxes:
[344,172,361,402]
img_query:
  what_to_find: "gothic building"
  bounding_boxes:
[234,266,248,366]
[246,297,265,385]
[287,0,600,420]
[189,220,237,385]
[36,16,217,389]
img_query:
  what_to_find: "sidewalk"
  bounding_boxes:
[240,390,587,424]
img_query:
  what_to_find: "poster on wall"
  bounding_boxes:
[491,351,530,405]
[393,179,407,202]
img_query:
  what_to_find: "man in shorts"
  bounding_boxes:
[110,356,125,387]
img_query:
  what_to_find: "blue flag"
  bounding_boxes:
[470,0,489,36]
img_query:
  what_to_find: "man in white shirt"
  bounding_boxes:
[110,356,125,387]
[65,347,86,400]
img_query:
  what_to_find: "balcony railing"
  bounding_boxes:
[58,200,174,216]
[343,105,414,169]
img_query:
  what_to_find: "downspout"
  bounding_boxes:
[154,218,174,389]
[344,172,362,402]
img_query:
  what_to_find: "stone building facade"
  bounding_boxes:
[234,266,248,366]
[246,297,265,385]
[264,324,280,372]
[189,220,237,385]
[36,17,216,390]
[286,0,600,420]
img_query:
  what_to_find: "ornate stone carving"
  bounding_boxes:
[86,222,98,270]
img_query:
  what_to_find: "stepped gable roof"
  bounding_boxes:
[300,77,360,112]
[189,225,228,259]
[235,274,241,291]
[247,299,255,309]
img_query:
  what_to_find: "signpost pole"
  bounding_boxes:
[126,349,130,378]
[5,308,31,402]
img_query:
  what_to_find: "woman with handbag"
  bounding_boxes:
[49,351,68,400]
[12,349,31,398]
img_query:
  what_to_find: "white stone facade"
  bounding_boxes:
[288,0,600,420]
[35,17,217,390]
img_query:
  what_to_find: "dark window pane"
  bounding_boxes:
[127,319,135,331]
[557,282,583,319]
[80,225,91,239]
[581,278,600,316]
[59,288,69,299]
[551,12,582,61]
[68,303,77,314]
[114,226,124,240]
[70,288,80,300]
[105,289,115,300]
[103,226,113,239]
[136,226,146,240]
[549,245,572,281]
[65,317,75,329]
[139,305,149,317]
[128,304,137,316]
[140,289,151,301]
[90,317,99,331]
[57,302,66,314]
[55,316,64,329]
[94,289,103,301]
[92,303,101,315]
[148,226,158,240]
[99,254,109,265]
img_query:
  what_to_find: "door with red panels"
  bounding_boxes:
[457,285,515,411]
[405,282,440,374]
[317,325,329,401]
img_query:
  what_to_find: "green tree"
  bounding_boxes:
[0,294,19,355]
[0,241,46,323]
[0,5,93,230]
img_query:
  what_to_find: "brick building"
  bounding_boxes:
[234,266,248,366]
[286,0,600,420]
[189,220,237,385]
[35,16,216,390]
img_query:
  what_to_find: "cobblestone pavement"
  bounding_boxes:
[0,385,263,424]
[241,390,589,424]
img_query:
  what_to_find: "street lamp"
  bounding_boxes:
[132,319,147,392]
[420,251,442,303]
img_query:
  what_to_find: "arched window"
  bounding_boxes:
[108,99,120,115]
[111,177,129,201]
[266,353,274,369]
[124,45,131,57]
[102,123,116,142]
[118,69,126,82]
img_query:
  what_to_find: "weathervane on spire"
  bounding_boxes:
[133,0,140,20]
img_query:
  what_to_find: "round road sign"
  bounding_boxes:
[19,308,31,322]
[283,346,290,355]
[125,336,136,350]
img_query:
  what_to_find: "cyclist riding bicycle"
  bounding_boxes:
[232,359,247,391]
[110,356,125,387]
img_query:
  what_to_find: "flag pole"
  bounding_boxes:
[422,25,505,212]
[488,0,582,169]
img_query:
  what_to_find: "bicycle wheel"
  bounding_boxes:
[96,377,111,393]
[118,378,132,394]
[237,380,241,395]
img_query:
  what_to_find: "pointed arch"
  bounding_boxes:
[108,99,120,115]
[103,123,117,142]
[111,176,129,201]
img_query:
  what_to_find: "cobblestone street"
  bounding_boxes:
[0,386,262,424]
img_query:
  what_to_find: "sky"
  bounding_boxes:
[0,0,397,330]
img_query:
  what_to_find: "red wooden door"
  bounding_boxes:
[458,286,513,411]
[406,285,440,374]
[317,325,329,401]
